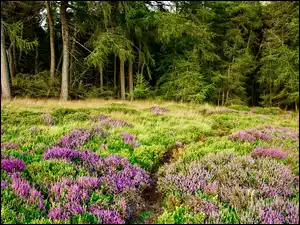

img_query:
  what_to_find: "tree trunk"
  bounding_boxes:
[120,58,125,100]
[296,101,298,111]
[114,54,117,88]
[60,1,69,101]
[225,89,229,106]
[217,89,220,106]
[1,25,11,99]
[56,53,63,75]
[46,1,55,77]
[69,28,77,85]
[8,47,14,80]
[222,90,225,106]
[269,81,272,106]
[35,35,39,74]
[141,64,145,76]
[13,43,17,75]
[138,40,141,74]
[18,28,23,64]
[99,63,103,88]
[128,62,133,93]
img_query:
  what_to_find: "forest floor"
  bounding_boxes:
[1,98,299,224]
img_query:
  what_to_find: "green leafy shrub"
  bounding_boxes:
[63,112,90,123]
[133,145,166,171]
[85,86,115,99]
[1,109,43,126]
[255,107,282,115]
[25,160,77,188]
[228,105,251,111]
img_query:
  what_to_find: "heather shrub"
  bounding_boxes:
[251,147,287,159]
[240,198,299,224]
[1,142,19,150]
[91,114,111,122]
[90,125,110,137]
[43,148,151,195]
[41,114,55,126]
[149,106,169,115]
[1,154,26,173]
[158,152,299,219]
[57,129,90,148]
[120,133,141,148]
[98,118,134,128]
[229,124,299,143]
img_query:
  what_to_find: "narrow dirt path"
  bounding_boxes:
[141,145,179,223]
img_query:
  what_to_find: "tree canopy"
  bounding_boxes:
[1,1,298,109]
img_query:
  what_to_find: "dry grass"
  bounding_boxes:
[1,97,216,111]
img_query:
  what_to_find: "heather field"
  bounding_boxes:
[1,99,299,224]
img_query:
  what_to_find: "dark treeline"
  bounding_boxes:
[1,1,299,109]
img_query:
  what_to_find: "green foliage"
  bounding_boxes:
[63,112,90,123]
[259,1,299,108]
[133,145,166,172]
[255,107,282,115]
[228,105,251,111]
[85,86,115,99]
[25,160,77,187]
[85,30,134,67]
[12,71,60,98]
[2,20,38,53]
[128,74,152,100]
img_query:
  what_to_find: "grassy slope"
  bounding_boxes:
[1,98,299,223]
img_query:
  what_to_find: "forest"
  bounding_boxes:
[1,1,299,109]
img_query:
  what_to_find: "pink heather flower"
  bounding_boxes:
[251,108,257,113]
[41,113,55,126]
[44,147,81,161]
[251,147,287,159]
[1,158,26,172]
[99,118,134,128]
[11,173,45,209]
[89,205,125,224]
[48,206,69,221]
[101,144,108,150]
[284,114,292,119]
[149,106,169,115]
[175,142,184,148]
[1,180,9,190]
[91,114,111,122]
[1,142,19,150]
[57,128,90,148]
[120,133,141,148]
